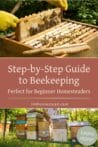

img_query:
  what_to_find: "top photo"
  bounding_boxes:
[0,0,98,57]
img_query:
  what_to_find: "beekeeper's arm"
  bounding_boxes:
[43,0,68,11]
[0,11,19,31]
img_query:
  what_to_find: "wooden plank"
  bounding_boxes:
[74,29,97,42]
[52,44,90,56]
[62,19,98,29]
[83,32,98,43]
[0,37,35,56]
[23,43,90,55]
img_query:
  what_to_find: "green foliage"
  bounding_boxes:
[0,134,70,147]
[60,108,98,131]
[88,110,98,130]
[0,108,98,131]
[17,1,50,18]
[65,0,98,25]
[0,0,17,12]
[77,0,98,25]
[0,109,27,122]
[0,0,52,17]
[0,0,98,25]
[0,135,89,147]
[0,134,97,147]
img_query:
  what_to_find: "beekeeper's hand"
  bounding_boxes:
[0,11,19,31]
[44,0,68,11]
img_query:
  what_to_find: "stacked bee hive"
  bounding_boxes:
[68,121,90,140]
[26,110,51,141]
[27,112,38,140]
[51,115,68,142]
[16,114,27,139]
[38,121,50,141]
[27,111,41,140]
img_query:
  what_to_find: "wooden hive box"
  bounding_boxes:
[26,109,51,141]
[38,121,50,141]
[68,121,90,140]
[51,115,68,142]
[0,8,98,57]
[16,114,27,139]
[26,110,43,140]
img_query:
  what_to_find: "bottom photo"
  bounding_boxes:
[0,108,98,147]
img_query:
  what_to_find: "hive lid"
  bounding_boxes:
[51,114,69,119]
[68,121,90,127]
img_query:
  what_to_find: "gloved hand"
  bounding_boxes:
[0,11,19,31]
[44,0,68,10]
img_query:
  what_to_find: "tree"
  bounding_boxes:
[3,109,8,139]
[0,108,27,139]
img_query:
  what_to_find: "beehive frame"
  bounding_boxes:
[15,8,62,41]
[0,9,98,57]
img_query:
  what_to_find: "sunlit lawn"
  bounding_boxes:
[0,133,97,147]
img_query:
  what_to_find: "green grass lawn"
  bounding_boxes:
[0,138,71,147]
[0,133,97,147]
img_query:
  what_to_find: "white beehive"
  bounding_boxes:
[51,115,68,142]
